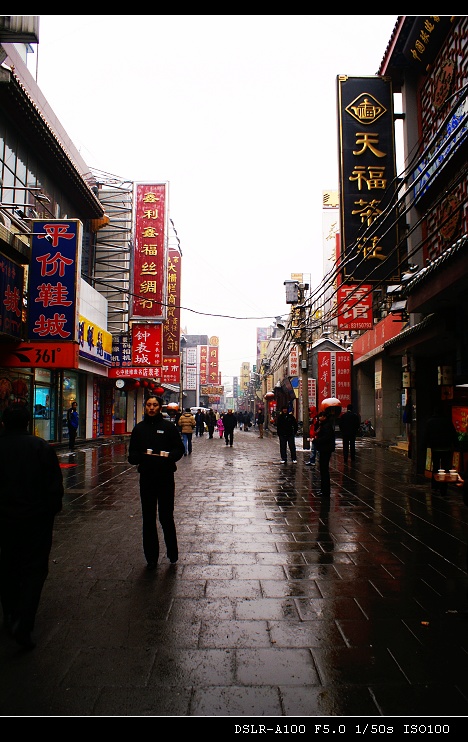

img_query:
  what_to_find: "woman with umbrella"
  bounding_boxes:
[314,399,339,497]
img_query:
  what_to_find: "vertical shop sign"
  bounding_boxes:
[28,219,82,340]
[131,183,167,320]
[163,246,181,355]
[199,346,208,385]
[289,347,298,376]
[112,334,132,367]
[208,338,219,384]
[185,346,197,391]
[317,351,352,409]
[337,76,399,283]
[0,254,24,339]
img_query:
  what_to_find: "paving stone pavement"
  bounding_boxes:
[1,427,468,725]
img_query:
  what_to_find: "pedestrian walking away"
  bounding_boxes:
[66,400,79,451]
[424,403,459,496]
[194,409,206,437]
[222,409,237,447]
[178,407,196,455]
[338,403,360,463]
[206,409,217,439]
[128,396,185,569]
[0,404,64,650]
[256,408,265,439]
[276,405,298,463]
[305,405,319,466]
[314,409,336,497]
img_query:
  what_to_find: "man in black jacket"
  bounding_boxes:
[338,404,360,463]
[314,410,336,497]
[194,409,206,437]
[128,396,185,569]
[222,409,237,447]
[0,404,64,649]
[424,404,458,495]
[276,405,298,463]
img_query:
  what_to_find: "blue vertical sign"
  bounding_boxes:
[27,220,82,341]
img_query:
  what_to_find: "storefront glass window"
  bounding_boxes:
[34,368,56,441]
[62,372,79,443]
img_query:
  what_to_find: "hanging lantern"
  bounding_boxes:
[155,386,165,396]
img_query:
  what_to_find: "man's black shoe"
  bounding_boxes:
[146,561,157,571]
[12,622,36,650]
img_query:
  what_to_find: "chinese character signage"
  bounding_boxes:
[28,219,82,340]
[337,284,373,330]
[289,347,298,377]
[0,254,24,339]
[131,183,168,320]
[337,76,400,283]
[317,351,351,409]
[131,323,162,369]
[112,335,132,367]
[162,247,181,355]
[78,315,112,367]
[208,343,219,384]
[199,345,208,385]
[161,355,180,384]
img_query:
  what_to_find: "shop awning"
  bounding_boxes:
[162,383,180,393]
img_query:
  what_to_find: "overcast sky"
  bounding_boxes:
[33,14,398,378]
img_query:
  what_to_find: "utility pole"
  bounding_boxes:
[299,284,310,451]
[179,336,186,412]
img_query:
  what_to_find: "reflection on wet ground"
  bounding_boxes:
[1,433,468,717]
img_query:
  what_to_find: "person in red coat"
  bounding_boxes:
[305,406,319,466]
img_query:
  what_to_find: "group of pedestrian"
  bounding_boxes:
[6,386,464,655]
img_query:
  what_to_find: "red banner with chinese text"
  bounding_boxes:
[131,183,167,320]
[317,351,352,409]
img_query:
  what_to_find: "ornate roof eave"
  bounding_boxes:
[0,66,104,219]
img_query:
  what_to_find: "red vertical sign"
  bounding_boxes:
[317,351,352,409]
[131,183,167,320]
[208,345,219,384]
[199,346,208,385]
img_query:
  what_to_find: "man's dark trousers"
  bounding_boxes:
[342,435,356,462]
[139,472,178,563]
[0,515,54,633]
[319,450,332,497]
[279,434,296,461]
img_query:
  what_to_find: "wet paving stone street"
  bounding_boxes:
[1,428,468,724]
